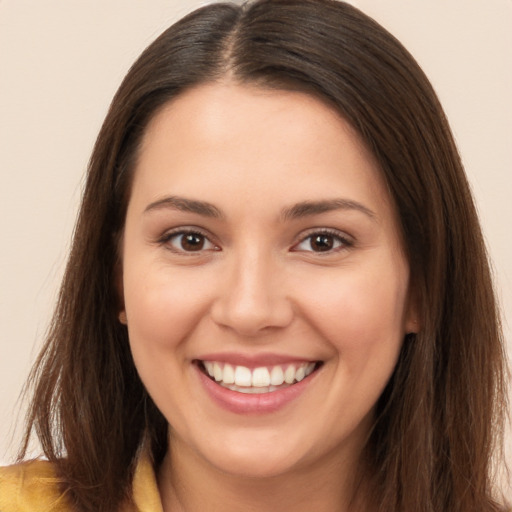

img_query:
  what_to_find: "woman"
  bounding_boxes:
[0,0,509,511]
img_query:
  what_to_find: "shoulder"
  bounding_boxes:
[0,460,72,512]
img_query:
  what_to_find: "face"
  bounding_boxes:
[120,83,416,478]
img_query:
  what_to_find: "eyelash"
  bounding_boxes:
[292,228,353,254]
[157,228,353,255]
[158,228,219,254]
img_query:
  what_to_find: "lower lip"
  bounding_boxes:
[195,365,318,414]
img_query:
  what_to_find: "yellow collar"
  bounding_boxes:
[0,453,163,512]
[130,453,164,512]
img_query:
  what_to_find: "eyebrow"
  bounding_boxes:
[281,199,376,221]
[144,196,223,218]
[143,195,376,222]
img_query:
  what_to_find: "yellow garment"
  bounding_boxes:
[0,455,163,512]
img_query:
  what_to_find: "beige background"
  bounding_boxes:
[1,0,510,489]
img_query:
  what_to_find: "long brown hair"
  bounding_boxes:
[19,1,509,511]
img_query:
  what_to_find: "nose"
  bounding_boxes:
[210,249,294,337]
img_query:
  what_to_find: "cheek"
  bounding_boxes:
[122,261,214,354]
[298,260,409,363]
[121,263,215,421]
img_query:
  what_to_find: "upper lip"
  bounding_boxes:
[195,352,320,368]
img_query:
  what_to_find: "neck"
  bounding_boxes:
[157,435,370,512]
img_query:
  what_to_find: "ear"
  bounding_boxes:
[114,257,127,325]
[119,310,127,325]
[405,316,419,335]
[404,286,421,335]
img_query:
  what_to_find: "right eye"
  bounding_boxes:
[160,230,218,253]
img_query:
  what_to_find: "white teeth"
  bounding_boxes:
[270,365,285,386]
[252,367,270,387]
[239,386,262,394]
[204,361,214,377]
[201,361,318,390]
[213,362,223,382]
[223,364,235,384]
[222,384,282,394]
[284,365,296,384]
[234,365,252,387]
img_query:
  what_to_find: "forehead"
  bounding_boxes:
[131,82,394,224]
[142,82,366,154]
[143,82,366,151]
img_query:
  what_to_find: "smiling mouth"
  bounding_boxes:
[195,360,323,394]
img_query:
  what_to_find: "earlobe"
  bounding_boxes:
[405,317,419,335]
[114,256,127,325]
[404,287,421,335]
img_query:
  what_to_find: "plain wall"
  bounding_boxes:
[1,0,510,490]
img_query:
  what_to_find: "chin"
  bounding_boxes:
[184,429,312,479]
[207,449,305,479]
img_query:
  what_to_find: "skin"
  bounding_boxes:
[119,82,417,511]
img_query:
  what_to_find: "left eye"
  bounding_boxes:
[293,232,350,253]
[165,232,216,252]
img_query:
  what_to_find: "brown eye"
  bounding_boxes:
[293,230,352,253]
[181,233,205,251]
[310,234,335,252]
[165,231,216,253]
